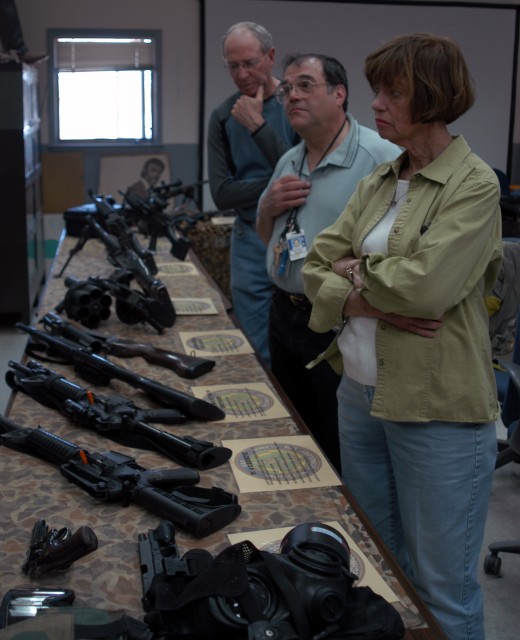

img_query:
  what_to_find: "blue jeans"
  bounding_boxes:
[337,374,497,640]
[230,218,273,365]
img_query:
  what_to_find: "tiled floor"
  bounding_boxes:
[0,214,519,638]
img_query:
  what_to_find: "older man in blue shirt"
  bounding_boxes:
[207,23,297,364]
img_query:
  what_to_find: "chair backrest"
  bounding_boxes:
[493,168,511,197]
[500,306,520,432]
[489,240,520,357]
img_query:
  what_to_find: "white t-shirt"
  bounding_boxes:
[338,180,409,385]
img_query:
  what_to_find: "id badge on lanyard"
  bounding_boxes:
[272,230,307,276]
[286,230,308,261]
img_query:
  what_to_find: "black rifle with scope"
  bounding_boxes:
[0,414,241,537]
[6,359,231,470]
[16,322,225,422]
[40,312,215,379]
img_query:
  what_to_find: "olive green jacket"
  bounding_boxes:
[302,136,503,423]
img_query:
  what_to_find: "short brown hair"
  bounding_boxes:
[364,33,475,124]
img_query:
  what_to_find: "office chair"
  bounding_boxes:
[494,168,520,238]
[483,306,520,576]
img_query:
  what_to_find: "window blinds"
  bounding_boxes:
[55,38,156,72]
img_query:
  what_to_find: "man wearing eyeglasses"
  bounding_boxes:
[256,54,400,471]
[207,22,298,365]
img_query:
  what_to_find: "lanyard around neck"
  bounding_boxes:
[282,116,347,238]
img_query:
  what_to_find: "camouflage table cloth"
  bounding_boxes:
[0,233,442,638]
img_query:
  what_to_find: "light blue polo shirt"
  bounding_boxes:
[260,113,400,293]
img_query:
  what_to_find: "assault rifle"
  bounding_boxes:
[23,519,98,578]
[122,189,191,260]
[0,414,241,537]
[56,274,176,332]
[16,322,225,422]
[6,360,231,470]
[40,312,215,379]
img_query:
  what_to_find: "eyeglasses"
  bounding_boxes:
[274,79,330,103]
[224,57,261,74]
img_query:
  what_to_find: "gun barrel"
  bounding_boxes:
[41,313,104,352]
[87,216,121,255]
[0,415,83,466]
[123,366,224,420]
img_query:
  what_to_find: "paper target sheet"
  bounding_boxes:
[156,261,199,276]
[179,329,254,356]
[227,521,398,602]
[221,434,341,491]
[172,297,218,315]
[191,382,289,422]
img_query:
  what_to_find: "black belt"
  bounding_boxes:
[273,286,312,311]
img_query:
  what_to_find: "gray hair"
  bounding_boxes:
[222,22,274,55]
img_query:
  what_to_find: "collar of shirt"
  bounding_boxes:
[379,135,471,186]
[290,113,361,177]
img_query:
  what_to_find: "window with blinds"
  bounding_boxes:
[49,30,161,144]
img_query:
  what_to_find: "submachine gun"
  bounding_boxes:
[6,359,231,471]
[0,414,241,537]
[15,322,225,422]
[40,312,215,379]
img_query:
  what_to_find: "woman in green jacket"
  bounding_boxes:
[302,33,502,640]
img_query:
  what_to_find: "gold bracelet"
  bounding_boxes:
[345,266,354,282]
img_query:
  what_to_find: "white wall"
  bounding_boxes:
[204,0,517,175]
[16,0,200,145]
[14,0,520,180]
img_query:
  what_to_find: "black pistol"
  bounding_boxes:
[23,519,98,578]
